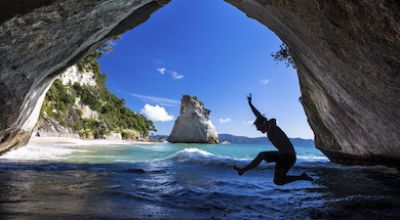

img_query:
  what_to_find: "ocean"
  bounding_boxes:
[0,142,399,219]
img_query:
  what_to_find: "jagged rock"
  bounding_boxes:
[35,114,75,134]
[0,0,399,167]
[60,66,97,87]
[34,131,80,139]
[104,132,123,140]
[74,98,100,121]
[168,95,219,144]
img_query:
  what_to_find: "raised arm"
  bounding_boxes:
[247,94,263,119]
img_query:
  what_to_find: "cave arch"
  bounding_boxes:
[0,0,399,167]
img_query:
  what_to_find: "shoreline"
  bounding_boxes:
[29,136,156,146]
[0,136,159,162]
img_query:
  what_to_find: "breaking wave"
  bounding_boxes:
[167,148,247,165]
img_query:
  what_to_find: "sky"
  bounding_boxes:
[98,0,314,139]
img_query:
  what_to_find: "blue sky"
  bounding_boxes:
[98,0,313,139]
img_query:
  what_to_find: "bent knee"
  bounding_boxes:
[258,152,269,158]
[273,177,285,186]
[259,151,276,162]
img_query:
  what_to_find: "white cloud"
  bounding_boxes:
[156,67,184,80]
[156,67,166,75]
[242,120,253,125]
[140,104,174,122]
[130,93,180,107]
[156,67,185,79]
[219,118,231,124]
[260,79,270,85]
[171,71,184,80]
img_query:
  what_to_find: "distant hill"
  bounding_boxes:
[151,135,169,141]
[152,134,314,146]
[218,134,314,146]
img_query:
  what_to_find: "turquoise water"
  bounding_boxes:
[0,142,399,219]
[59,143,327,164]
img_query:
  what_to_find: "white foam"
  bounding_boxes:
[171,148,214,159]
[168,149,330,166]
[0,137,162,163]
[0,143,86,161]
[297,155,329,162]
[168,148,246,165]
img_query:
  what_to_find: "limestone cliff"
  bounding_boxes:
[36,54,155,140]
[168,96,219,144]
[36,65,100,139]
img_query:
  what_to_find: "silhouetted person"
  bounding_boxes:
[234,94,313,185]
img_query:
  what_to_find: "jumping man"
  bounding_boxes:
[233,94,313,185]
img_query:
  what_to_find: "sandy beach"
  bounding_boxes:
[0,136,155,162]
[29,136,154,146]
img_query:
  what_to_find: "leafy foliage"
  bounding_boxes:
[192,96,204,106]
[40,79,75,120]
[271,43,296,68]
[39,45,155,139]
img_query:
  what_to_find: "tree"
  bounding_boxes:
[271,43,295,68]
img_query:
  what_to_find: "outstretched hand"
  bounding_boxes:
[247,93,252,103]
[247,93,262,118]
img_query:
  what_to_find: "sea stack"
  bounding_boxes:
[168,95,219,144]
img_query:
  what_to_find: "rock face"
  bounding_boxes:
[0,0,168,153]
[0,0,399,166]
[60,66,97,87]
[35,115,80,139]
[168,96,219,144]
[35,65,99,137]
[35,61,153,140]
[225,0,400,166]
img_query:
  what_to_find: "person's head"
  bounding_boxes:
[254,116,268,133]
[254,117,276,133]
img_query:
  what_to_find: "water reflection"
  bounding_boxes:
[0,160,398,219]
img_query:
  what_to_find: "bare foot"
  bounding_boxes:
[301,172,314,182]
[233,165,244,176]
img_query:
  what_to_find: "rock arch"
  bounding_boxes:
[0,0,399,166]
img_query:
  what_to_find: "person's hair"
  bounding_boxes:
[253,116,268,127]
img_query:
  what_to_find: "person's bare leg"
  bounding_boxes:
[234,151,277,175]
[274,164,314,185]
[274,173,313,185]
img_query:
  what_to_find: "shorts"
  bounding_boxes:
[263,151,296,170]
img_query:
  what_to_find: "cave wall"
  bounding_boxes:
[0,0,399,166]
[225,0,400,166]
[0,0,169,154]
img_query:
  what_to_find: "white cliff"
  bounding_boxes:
[62,66,100,121]
[168,95,219,144]
[60,66,97,87]
[36,65,99,137]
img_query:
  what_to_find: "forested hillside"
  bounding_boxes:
[37,52,155,140]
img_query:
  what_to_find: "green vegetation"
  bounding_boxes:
[41,79,75,119]
[271,43,296,68]
[192,96,204,106]
[39,48,155,139]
